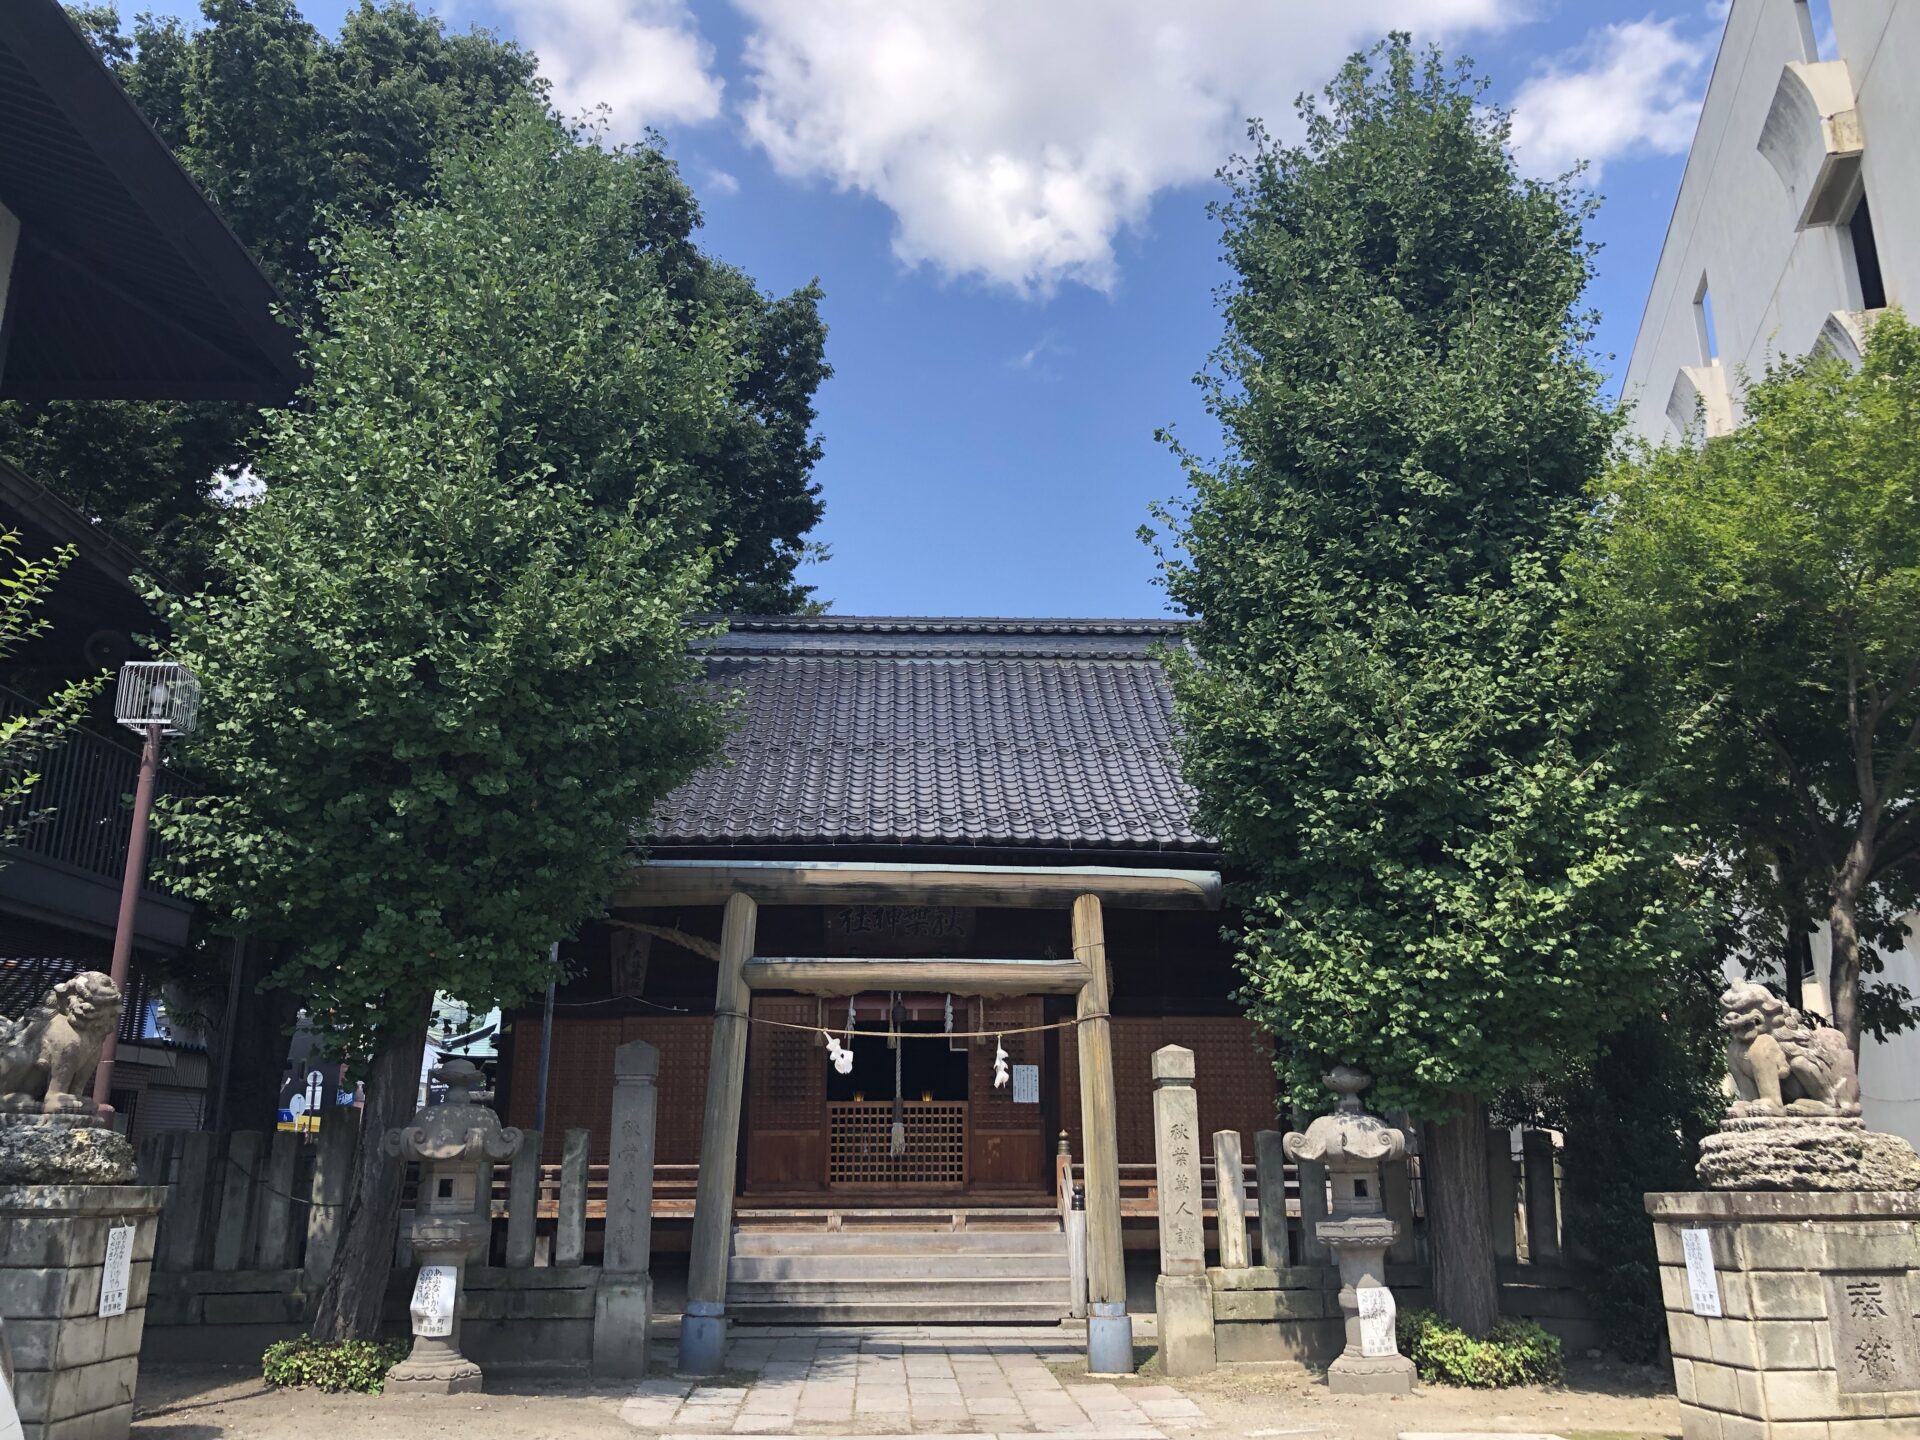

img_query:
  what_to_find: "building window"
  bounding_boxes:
[1848,195,1887,311]
[1795,0,1839,63]
[1693,276,1720,364]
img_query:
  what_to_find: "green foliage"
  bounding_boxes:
[7,1,828,609]
[1151,36,1704,1118]
[152,105,727,1052]
[1508,983,1726,1361]
[1586,311,1920,1049]
[1396,1308,1565,1387]
[1,535,104,857]
[261,1336,408,1393]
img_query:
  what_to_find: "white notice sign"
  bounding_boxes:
[98,1225,135,1318]
[1681,1228,1722,1317]
[1357,1285,1397,1357]
[1012,1064,1040,1105]
[410,1264,457,1338]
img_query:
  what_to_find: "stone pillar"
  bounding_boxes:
[1213,1130,1250,1271]
[1486,1127,1518,1263]
[504,1128,543,1269]
[0,1184,165,1440]
[594,1038,659,1378]
[1073,893,1134,1375]
[303,1108,357,1285]
[1296,1155,1331,1266]
[1648,1191,1920,1439]
[555,1128,589,1268]
[1253,1130,1290,1267]
[1522,1129,1561,1264]
[680,891,756,1376]
[1152,1045,1216,1377]
[1382,1157,1418,1266]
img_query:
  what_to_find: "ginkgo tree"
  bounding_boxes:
[154,105,733,1338]
[1153,38,1703,1335]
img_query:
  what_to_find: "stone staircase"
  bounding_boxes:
[725,1209,1074,1325]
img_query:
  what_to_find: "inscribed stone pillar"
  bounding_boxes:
[1522,1129,1561,1264]
[504,1128,543,1269]
[555,1128,589,1267]
[1297,1154,1332,1266]
[594,1038,659,1378]
[1213,1130,1250,1271]
[1152,1045,1216,1377]
[1382,1156,1418,1265]
[1073,893,1135,1375]
[1254,1130,1290,1267]
[680,891,756,1375]
[1487,1127,1518,1262]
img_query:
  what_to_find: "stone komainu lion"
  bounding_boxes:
[0,971,122,1115]
[1720,980,1861,1118]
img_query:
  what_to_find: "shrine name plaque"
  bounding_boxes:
[824,905,974,956]
[1826,1271,1920,1393]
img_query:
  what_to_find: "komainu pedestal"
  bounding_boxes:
[0,972,161,1440]
[1646,983,1920,1439]
[1647,1191,1920,1440]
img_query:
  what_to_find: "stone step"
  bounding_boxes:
[730,1253,1069,1282]
[730,1229,1066,1257]
[726,1300,1073,1325]
[727,1276,1070,1305]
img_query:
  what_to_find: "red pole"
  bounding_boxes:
[94,721,163,1114]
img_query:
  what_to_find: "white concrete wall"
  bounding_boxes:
[1622,0,1910,445]
[1625,0,1920,1148]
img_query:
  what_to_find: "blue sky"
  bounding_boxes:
[147,0,1732,618]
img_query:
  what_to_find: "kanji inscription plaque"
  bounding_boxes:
[1826,1271,1920,1393]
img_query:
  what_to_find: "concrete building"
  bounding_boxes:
[1623,0,1911,446]
[1622,0,1920,1146]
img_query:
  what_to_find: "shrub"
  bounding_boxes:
[261,1336,409,1394]
[1396,1309,1565,1387]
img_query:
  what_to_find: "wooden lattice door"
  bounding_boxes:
[968,996,1047,1190]
[744,996,827,1191]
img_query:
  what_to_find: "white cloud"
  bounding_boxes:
[1007,332,1070,380]
[701,166,742,197]
[498,0,723,133]
[730,1,1516,296]
[1509,18,1711,181]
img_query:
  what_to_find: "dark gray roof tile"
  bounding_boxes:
[649,617,1209,854]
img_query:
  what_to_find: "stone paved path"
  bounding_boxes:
[617,1325,1215,1437]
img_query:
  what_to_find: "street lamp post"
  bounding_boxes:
[93,660,199,1116]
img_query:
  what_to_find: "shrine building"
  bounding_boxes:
[496,616,1277,1368]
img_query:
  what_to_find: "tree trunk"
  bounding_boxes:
[218,941,303,1134]
[1421,1096,1501,1337]
[310,1017,429,1341]
[1828,890,1863,1056]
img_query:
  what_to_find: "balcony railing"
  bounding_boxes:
[1,685,194,888]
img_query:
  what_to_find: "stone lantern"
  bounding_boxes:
[1284,1067,1416,1395]
[382,1058,523,1396]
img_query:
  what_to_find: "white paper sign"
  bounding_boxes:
[1357,1285,1398,1357]
[410,1264,457,1338]
[1011,1064,1040,1105]
[1681,1228,1722,1317]
[97,1225,135,1318]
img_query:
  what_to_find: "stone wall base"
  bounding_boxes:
[0,1184,165,1440]
[1647,1190,1920,1440]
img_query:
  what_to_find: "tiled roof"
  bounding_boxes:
[649,617,1211,855]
